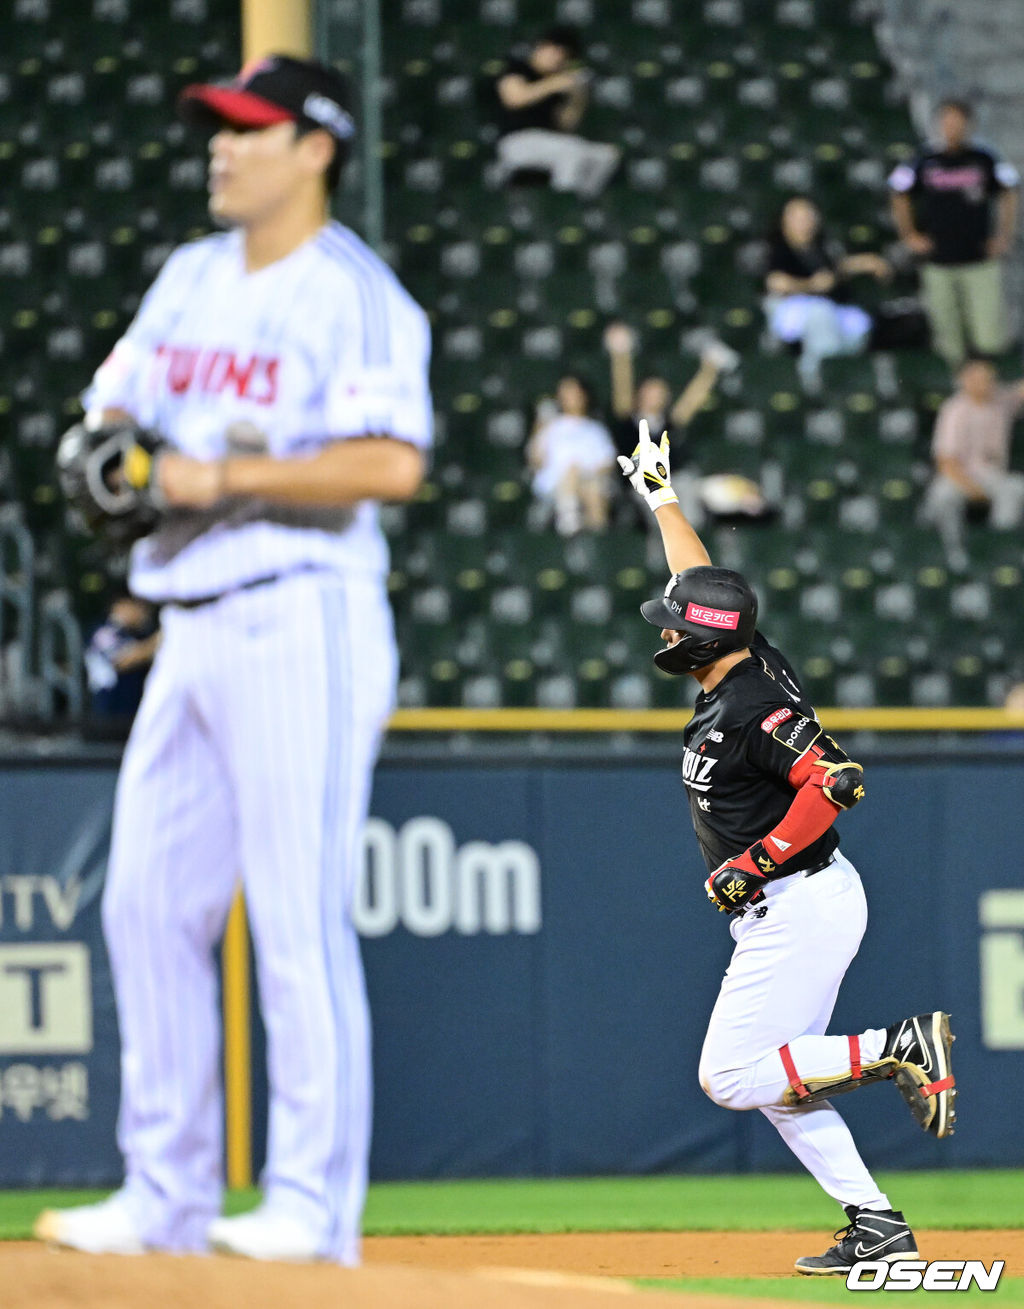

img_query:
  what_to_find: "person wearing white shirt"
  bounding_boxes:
[527,374,616,534]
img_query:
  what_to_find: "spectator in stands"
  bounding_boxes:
[889,99,1019,369]
[85,595,159,722]
[763,196,890,391]
[1005,682,1024,713]
[527,373,616,535]
[604,322,740,522]
[494,27,620,199]
[921,356,1024,569]
[604,322,739,459]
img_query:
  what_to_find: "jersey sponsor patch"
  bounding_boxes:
[772,714,823,755]
[685,602,740,630]
[761,707,793,733]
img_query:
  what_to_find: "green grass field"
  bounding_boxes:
[3,1173,1021,1301]
[642,1279,1024,1305]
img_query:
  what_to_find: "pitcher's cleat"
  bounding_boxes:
[208,1206,322,1262]
[34,1192,146,1255]
[884,1010,957,1137]
[795,1206,918,1275]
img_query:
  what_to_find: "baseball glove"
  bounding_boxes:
[57,420,169,545]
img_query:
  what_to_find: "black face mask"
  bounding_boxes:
[653,633,726,675]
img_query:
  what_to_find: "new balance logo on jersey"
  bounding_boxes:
[153,345,280,405]
[682,748,718,792]
[705,729,724,743]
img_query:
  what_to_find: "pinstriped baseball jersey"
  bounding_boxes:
[86,220,432,600]
[94,217,430,1263]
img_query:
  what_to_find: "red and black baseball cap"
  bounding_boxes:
[178,53,355,141]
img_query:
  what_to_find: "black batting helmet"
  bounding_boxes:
[640,566,758,674]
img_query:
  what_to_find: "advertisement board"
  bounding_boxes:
[1,750,1021,1184]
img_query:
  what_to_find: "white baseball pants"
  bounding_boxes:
[699,851,892,1211]
[102,571,396,1261]
[496,129,621,197]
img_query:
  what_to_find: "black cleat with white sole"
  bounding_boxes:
[884,1011,957,1138]
[795,1206,918,1275]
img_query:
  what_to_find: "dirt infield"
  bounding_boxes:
[3,1230,1019,1309]
[366,1229,1023,1277]
[0,1246,800,1309]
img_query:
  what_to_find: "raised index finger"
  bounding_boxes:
[637,417,651,460]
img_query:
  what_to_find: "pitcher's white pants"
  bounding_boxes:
[102,572,396,1261]
[698,851,891,1210]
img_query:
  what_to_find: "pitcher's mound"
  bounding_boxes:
[1,1246,806,1309]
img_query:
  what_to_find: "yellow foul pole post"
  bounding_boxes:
[222,896,253,1189]
[242,0,312,61]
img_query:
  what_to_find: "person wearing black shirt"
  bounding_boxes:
[616,423,957,1275]
[85,596,160,725]
[604,321,739,525]
[494,26,620,198]
[605,321,740,461]
[764,196,889,389]
[889,99,1019,367]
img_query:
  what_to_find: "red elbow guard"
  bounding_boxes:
[757,739,865,867]
[759,774,842,866]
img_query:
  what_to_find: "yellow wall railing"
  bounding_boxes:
[388,707,1024,732]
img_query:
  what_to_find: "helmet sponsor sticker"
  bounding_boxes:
[761,707,793,733]
[685,602,740,629]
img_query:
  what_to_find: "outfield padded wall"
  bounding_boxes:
[0,750,1021,1185]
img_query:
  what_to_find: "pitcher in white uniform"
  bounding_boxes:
[35,55,432,1264]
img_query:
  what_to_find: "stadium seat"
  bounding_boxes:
[10,0,1019,713]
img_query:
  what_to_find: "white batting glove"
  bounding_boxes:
[616,419,678,512]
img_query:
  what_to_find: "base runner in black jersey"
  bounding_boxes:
[618,423,957,1276]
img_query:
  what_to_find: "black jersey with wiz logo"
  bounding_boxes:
[682,632,840,874]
